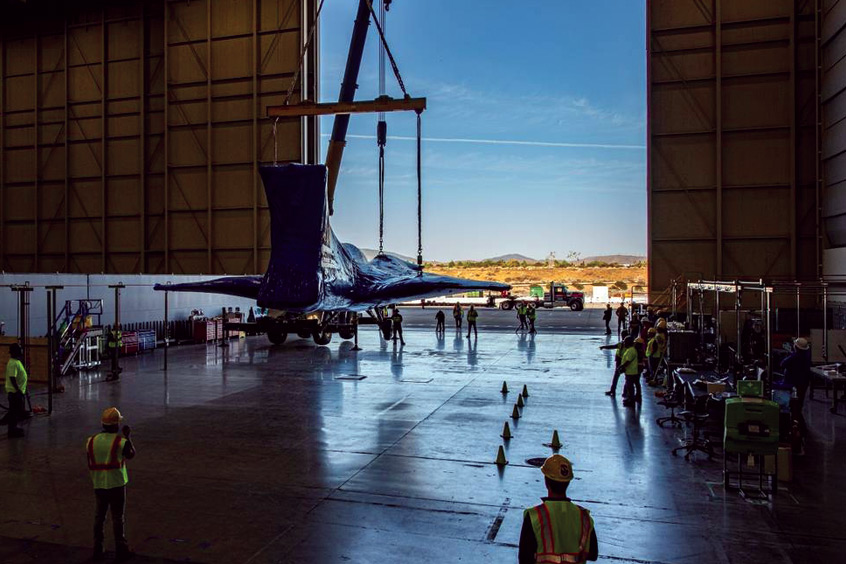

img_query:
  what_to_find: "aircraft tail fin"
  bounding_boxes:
[257,164,328,309]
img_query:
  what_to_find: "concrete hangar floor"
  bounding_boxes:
[0,308,843,563]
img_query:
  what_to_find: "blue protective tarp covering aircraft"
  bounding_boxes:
[154,164,509,343]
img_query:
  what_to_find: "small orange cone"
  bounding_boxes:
[511,404,521,419]
[495,445,509,466]
[516,394,525,408]
[522,384,530,398]
[501,421,512,440]
[501,381,509,394]
[550,430,562,450]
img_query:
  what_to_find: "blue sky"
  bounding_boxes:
[319,0,646,261]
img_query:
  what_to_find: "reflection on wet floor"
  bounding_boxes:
[0,328,844,563]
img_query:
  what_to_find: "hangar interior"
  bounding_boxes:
[0,1,845,563]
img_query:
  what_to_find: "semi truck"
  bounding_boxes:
[497,282,585,311]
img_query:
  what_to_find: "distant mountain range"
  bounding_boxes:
[360,249,645,265]
[483,253,539,262]
[580,255,645,264]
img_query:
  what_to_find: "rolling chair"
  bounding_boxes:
[672,385,714,460]
[657,379,684,428]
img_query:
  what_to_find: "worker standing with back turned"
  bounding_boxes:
[87,407,136,562]
[391,307,406,346]
[5,343,27,438]
[466,305,479,338]
[518,454,598,564]
[517,302,528,332]
[453,303,463,331]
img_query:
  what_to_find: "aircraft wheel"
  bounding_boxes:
[339,327,356,340]
[267,330,287,345]
[313,330,333,346]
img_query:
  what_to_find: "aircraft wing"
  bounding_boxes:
[354,259,511,307]
[153,276,262,300]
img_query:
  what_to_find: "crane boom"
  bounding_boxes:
[325,0,372,216]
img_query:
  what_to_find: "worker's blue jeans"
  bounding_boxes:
[623,374,641,401]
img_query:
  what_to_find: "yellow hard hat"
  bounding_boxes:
[656,318,667,329]
[647,328,657,336]
[541,454,573,483]
[635,337,645,344]
[101,407,123,425]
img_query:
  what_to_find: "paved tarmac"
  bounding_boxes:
[0,323,843,563]
[398,306,608,333]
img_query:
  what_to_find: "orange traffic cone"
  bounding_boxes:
[495,445,508,466]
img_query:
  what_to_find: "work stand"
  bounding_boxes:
[724,451,777,500]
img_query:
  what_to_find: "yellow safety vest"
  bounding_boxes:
[621,347,639,376]
[108,330,123,349]
[525,500,593,564]
[468,310,478,321]
[86,432,128,490]
[5,358,28,394]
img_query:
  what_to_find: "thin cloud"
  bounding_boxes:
[326,133,644,150]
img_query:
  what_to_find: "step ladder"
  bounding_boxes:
[54,299,104,377]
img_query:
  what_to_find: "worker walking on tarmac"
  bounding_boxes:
[517,302,528,332]
[87,407,136,562]
[603,304,613,335]
[466,305,479,338]
[391,307,406,346]
[527,304,537,334]
[435,310,446,334]
[5,343,27,438]
[518,454,598,564]
[453,303,463,331]
[615,303,628,334]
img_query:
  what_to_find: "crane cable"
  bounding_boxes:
[365,0,423,267]
[416,111,423,269]
[377,0,387,256]
[364,0,408,98]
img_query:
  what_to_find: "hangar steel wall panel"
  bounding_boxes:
[648,0,820,300]
[822,0,846,248]
[0,0,318,275]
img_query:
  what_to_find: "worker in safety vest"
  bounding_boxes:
[391,308,405,346]
[87,407,136,562]
[5,343,27,438]
[466,305,479,339]
[518,454,598,564]
[645,328,664,386]
[517,303,528,332]
[453,303,463,331]
[621,337,643,406]
[601,330,628,397]
[527,304,538,334]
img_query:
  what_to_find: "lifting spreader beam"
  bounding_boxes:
[267,96,426,119]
